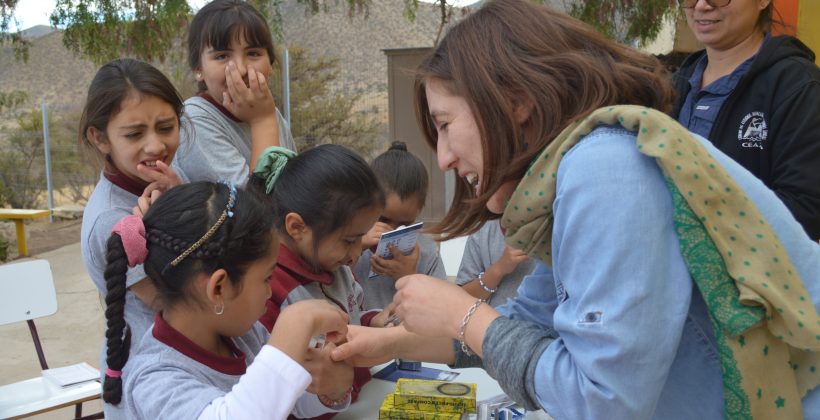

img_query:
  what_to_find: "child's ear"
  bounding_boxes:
[204,268,230,305]
[87,127,111,155]
[284,212,308,241]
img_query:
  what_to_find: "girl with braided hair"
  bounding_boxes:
[104,181,352,419]
[78,58,186,418]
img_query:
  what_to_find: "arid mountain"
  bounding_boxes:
[0,0,457,122]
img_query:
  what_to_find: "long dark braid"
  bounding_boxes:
[102,235,132,404]
[101,182,273,405]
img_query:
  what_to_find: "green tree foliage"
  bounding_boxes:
[0,109,46,208]
[269,44,381,156]
[0,108,99,208]
[50,0,192,65]
[1,0,30,61]
[567,0,679,46]
[0,90,27,113]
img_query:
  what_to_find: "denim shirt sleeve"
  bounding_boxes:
[499,128,693,419]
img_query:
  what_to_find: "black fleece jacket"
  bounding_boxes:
[672,35,820,241]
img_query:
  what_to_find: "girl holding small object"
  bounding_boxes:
[104,181,351,419]
[353,141,447,310]
[252,144,392,416]
[176,0,298,186]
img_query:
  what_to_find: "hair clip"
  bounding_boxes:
[168,181,237,267]
[219,180,237,218]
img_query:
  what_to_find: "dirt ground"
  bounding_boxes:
[1,217,84,262]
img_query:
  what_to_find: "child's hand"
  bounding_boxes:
[222,61,277,126]
[362,221,392,250]
[132,189,160,218]
[370,243,420,280]
[269,300,349,364]
[494,245,529,276]
[302,342,354,400]
[134,160,181,217]
[138,160,181,195]
[368,307,397,328]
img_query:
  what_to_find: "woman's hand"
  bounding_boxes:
[370,243,420,280]
[302,342,354,399]
[330,325,398,367]
[393,274,475,339]
[222,61,277,126]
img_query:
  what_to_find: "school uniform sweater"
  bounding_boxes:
[261,244,378,418]
[175,94,297,187]
[121,314,336,419]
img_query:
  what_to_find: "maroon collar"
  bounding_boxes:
[276,244,334,285]
[103,162,147,197]
[152,312,247,375]
[198,92,242,123]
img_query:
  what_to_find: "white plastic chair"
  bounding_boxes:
[439,235,468,280]
[0,260,103,420]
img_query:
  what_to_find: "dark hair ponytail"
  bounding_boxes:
[371,141,429,206]
[102,235,132,404]
[262,144,385,249]
[101,182,274,404]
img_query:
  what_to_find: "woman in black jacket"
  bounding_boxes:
[672,0,820,241]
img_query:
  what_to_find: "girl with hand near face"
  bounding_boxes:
[79,58,186,419]
[331,1,820,419]
[672,0,820,240]
[103,182,350,420]
[352,141,447,311]
[176,0,297,186]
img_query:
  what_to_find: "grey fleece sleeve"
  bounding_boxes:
[481,316,556,411]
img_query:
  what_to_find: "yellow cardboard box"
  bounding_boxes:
[378,394,462,419]
[392,378,476,414]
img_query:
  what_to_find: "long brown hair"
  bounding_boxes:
[415,0,675,238]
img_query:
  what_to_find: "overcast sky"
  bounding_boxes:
[10,0,478,29]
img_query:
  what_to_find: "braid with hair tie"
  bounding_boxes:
[102,235,133,404]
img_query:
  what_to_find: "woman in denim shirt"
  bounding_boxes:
[332,1,820,418]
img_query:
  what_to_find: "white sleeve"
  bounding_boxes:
[195,345,312,420]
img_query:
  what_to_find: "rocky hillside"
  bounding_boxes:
[0,0,459,123]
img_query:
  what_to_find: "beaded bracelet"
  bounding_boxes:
[318,386,353,410]
[459,299,485,356]
[477,271,498,294]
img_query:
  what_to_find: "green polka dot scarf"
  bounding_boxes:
[502,105,820,419]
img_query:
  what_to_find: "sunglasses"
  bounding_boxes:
[680,0,732,8]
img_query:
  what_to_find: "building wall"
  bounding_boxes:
[797,0,820,63]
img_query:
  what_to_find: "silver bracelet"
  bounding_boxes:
[459,299,484,356]
[477,271,498,294]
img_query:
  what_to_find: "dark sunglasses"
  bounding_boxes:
[680,0,732,8]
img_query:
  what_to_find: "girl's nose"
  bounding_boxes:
[143,133,166,155]
[234,56,248,76]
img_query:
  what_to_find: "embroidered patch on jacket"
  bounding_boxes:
[737,111,768,150]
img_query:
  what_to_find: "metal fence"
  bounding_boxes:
[0,53,387,214]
